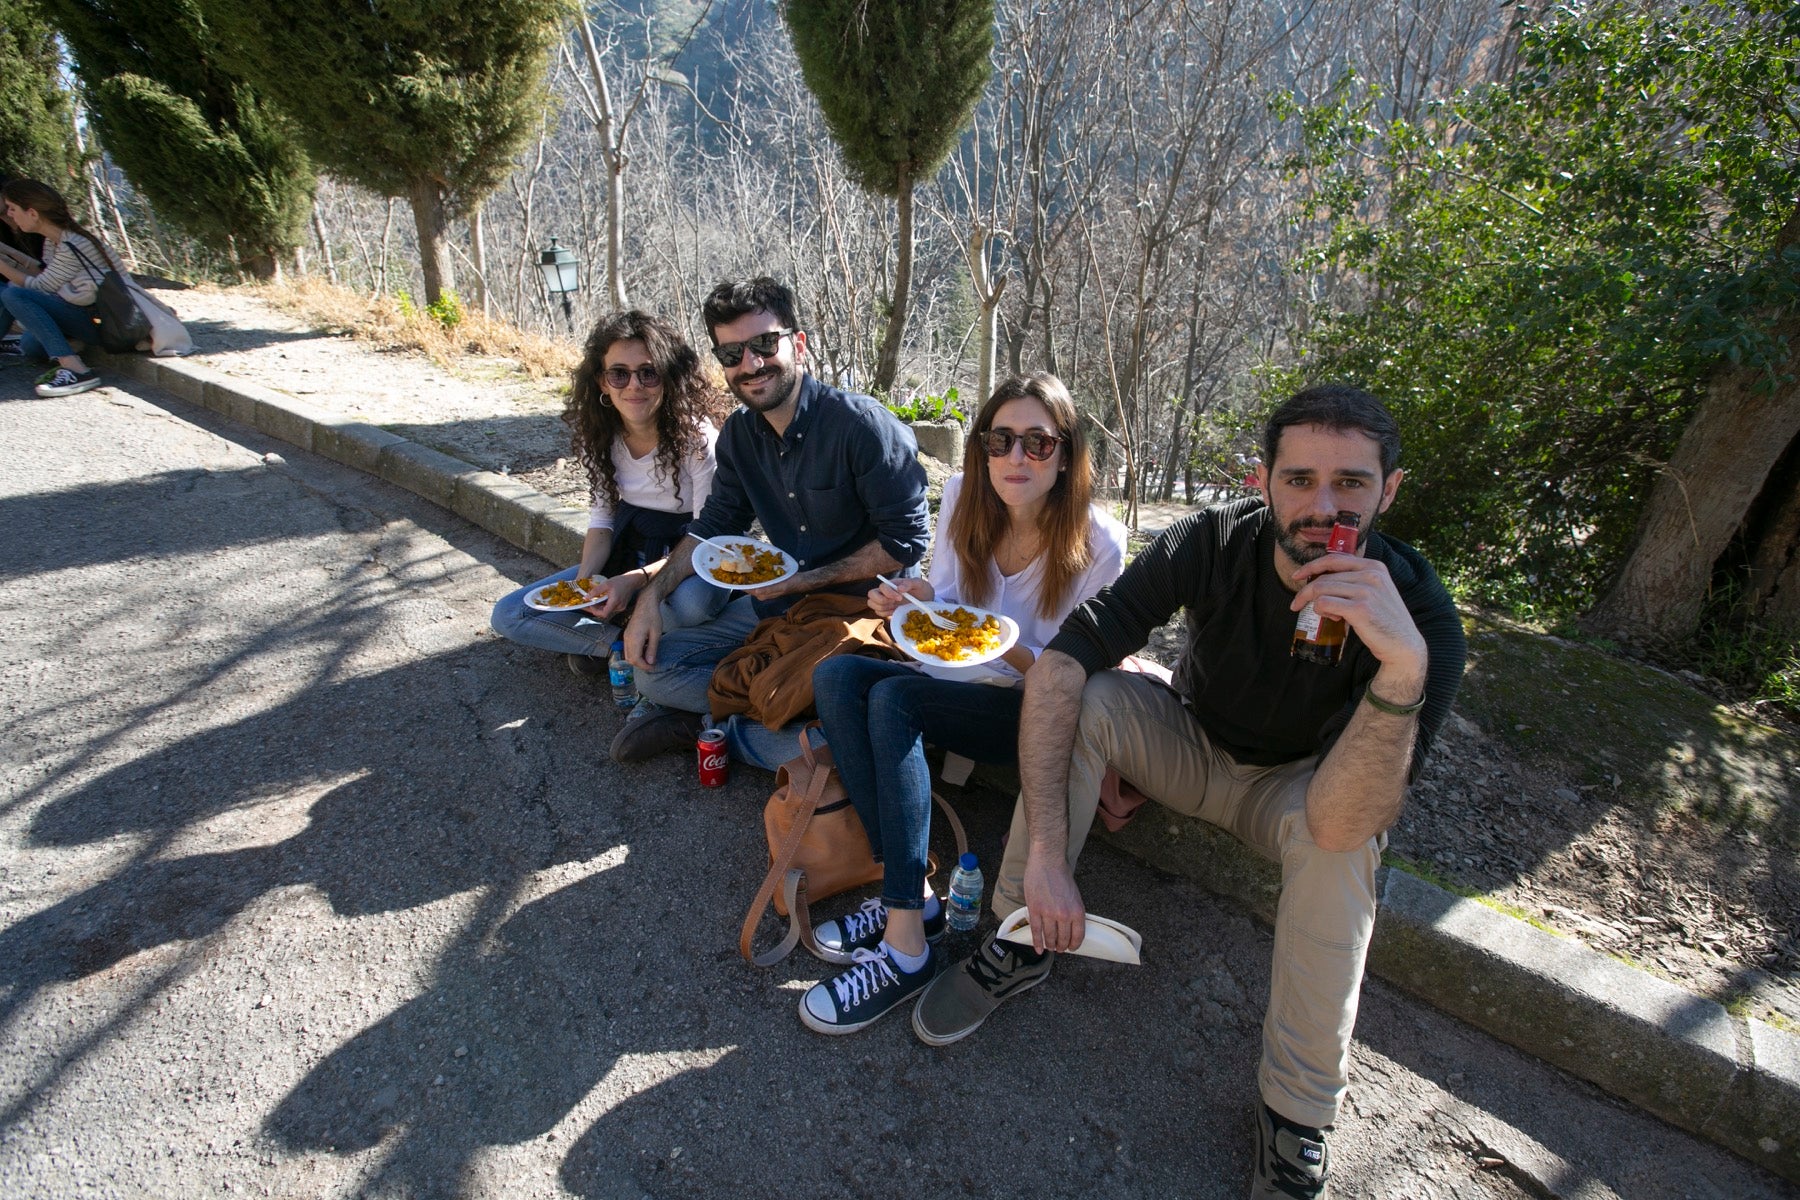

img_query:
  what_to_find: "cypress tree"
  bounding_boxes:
[785,0,993,394]
[203,0,573,305]
[37,0,313,278]
[0,1,80,185]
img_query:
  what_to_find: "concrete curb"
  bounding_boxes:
[106,348,1800,1186]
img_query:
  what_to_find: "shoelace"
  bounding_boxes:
[833,898,886,946]
[830,947,900,1010]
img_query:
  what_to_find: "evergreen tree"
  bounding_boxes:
[785,0,993,394]
[203,0,573,304]
[36,0,313,278]
[0,0,80,185]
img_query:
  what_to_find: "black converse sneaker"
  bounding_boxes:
[798,944,940,1035]
[1251,1103,1331,1198]
[911,931,1053,1046]
[813,897,947,964]
[35,367,101,397]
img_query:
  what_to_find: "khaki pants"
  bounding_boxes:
[994,670,1381,1129]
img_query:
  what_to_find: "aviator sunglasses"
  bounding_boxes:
[711,328,794,368]
[603,365,662,389]
[979,429,1065,461]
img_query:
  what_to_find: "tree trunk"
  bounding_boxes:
[1742,431,1800,628]
[311,200,337,285]
[969,223,1005,405]
[1583,200,1800,643]
[577,14,629,311]
[873,168,914,396]
[239,250,279,280]
[470,207,490,318]
[406,177,455,305]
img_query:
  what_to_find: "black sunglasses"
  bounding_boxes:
[979,429,1065,461]
[711,328,794,368]
[602,365,662,389]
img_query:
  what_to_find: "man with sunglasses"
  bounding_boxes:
[610,277,930,768]
[912,385,1466,1200]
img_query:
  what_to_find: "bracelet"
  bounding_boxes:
[1363,685,1425,717]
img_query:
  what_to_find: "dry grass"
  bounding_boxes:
[251,278,581,381]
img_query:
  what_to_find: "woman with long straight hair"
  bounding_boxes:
[490,310,733,676]
[800,372,1129,1034]
[0,179,130,396]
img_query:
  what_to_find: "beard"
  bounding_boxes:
[1274,510,1377,566]
[730,358,802,412]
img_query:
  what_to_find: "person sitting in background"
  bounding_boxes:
[490,311,730,674]
[796,372,1129,1034]
[0,178,129,397]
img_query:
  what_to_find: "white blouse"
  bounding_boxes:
[921,472,1129,685]
[586,421,719,530]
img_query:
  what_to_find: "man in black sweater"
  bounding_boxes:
[914,385,1467,1200]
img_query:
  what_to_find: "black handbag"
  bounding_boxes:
[67,242,151,353]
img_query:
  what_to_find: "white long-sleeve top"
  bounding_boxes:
[921,471,1129,685]
[586,421,719,530]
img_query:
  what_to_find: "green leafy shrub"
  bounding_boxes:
[1275,0,1800,620]
[885,387,965,423]
[426,291,464,329]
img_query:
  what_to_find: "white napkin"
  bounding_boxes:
[996,906,1142,965]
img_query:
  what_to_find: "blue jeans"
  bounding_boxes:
[812,655,1024,909]
[633,594,813,772]
[0,284,94,361]
[490,566,727,658]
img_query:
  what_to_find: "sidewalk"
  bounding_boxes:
[98,306,1800,1186]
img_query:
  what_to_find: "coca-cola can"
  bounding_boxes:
[697,728,728,787]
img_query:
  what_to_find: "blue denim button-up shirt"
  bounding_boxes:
[692,373,930,615]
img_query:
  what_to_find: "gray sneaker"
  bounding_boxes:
[1251,1103,1330,1198]
[911,932,1052,1046]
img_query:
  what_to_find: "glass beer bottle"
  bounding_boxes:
[1291,511,1362,666]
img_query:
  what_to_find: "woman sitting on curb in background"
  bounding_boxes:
[491,310,732,676]
[0,179,131,397]
[798,372,1129,1034]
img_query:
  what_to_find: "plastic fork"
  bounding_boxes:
[876,574,957,629]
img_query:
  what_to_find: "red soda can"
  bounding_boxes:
[697,728,728,787]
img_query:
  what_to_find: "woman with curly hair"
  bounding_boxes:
[491,310,732,677]
[0,178,132,396]
[798,373,1129,1034]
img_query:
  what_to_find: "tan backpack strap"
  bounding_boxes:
[931,790,968,858]
[739,752,835,964]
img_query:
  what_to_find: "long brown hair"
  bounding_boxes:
[0,179,119,269]
[947,373,1096,620]
[564,311,730,512]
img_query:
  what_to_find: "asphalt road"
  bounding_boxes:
[1,370,1792,1200]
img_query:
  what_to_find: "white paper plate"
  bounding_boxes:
[887,601,1020,669]
[691,537,799,591]
[523,577,606,612]
[996,907,1143,964]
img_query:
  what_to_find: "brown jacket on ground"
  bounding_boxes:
[707,593,905,729]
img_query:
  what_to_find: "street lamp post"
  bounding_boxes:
[537,237,582,336]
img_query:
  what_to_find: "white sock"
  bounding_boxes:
[922,893,941,921]
[883,939,930,974]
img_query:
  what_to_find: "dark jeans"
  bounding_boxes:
[811,655,1024,910]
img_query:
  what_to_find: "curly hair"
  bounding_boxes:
[564,311,729,514]
[948,373,1096,621]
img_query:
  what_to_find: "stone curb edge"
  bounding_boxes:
[108,350,1800,1186]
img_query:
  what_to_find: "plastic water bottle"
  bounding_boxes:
[608,640,636,710]
[946,852,983,932]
